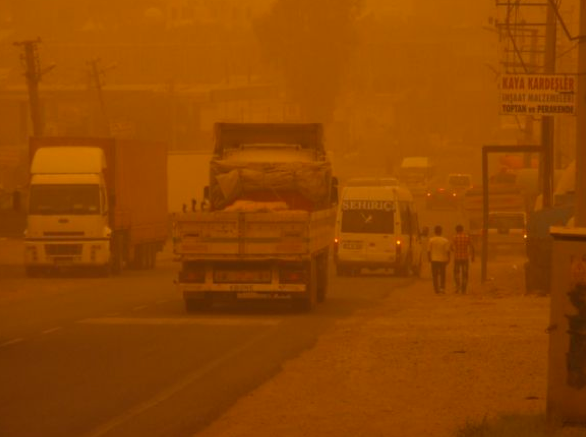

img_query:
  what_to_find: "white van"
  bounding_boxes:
[334,184,423,276]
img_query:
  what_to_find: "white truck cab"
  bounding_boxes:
[24,147,111,275]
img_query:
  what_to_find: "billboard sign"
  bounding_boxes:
[499,74,576,116]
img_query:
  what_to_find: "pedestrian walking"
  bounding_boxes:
[451,224,475,294]
[428,225,450,294]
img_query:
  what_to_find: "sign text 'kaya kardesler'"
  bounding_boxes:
[499,74,575,116]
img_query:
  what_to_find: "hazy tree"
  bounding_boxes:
[255,0,362,123]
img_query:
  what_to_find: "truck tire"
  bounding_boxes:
[111,234,123,275]
[317,252,329,303]
[336,264,348,277]
[185,297,211,313]
[25,266,42,278]
[148,244,157,269]
[96,264,110,278]
[293,259,317,312]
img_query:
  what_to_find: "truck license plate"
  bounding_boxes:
[54,257,73,266]
[343,242,362,250]
[230,284,255,292]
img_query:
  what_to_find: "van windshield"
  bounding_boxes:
[29,184,101,215]
[341,210,394,234]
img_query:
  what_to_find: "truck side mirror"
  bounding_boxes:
[331,177,339,206]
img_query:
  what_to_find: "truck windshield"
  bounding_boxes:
[341,210,394,234]
[29,184,100,215]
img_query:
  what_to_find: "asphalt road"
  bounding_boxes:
[0,258,415,437]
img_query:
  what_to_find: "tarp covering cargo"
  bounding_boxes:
[210,159,332,211]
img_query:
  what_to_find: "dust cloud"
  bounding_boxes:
[0,1,499,188]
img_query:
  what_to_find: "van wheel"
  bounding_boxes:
[396,254,412,277]
[412,255,422,277]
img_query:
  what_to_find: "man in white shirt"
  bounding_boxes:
[428,225,451,294]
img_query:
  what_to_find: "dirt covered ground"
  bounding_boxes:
[194,260,576,437]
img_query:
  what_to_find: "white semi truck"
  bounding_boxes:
[25,137,168,276]
[173,123,338,311]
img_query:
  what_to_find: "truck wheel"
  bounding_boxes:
[185,298,211,313]
[135,245,144,270]
[96,264,110,278]
[25,266,41,278]
[148,244,157,269]
[317,253,329,303]
[294,260,317,312]
[111,235,123,275]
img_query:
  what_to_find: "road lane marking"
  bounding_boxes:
[41,327,62,335]
[81,327,278,437]
[0,338,24,347]
[77,317,281,327]
[131,305,148,311]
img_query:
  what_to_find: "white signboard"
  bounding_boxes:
[499,74,576,116]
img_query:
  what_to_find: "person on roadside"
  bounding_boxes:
[451,224,475,294]
[428,225,450,294]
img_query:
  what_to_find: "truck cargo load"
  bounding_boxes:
[174,123,337,311]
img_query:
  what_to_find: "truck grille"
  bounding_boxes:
[45,244,83,256]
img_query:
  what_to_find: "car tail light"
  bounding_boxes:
[395,239,402,255]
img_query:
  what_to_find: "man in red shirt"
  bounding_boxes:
[451,224,475,294]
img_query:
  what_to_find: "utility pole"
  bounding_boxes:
[14,39,45,137]
[541,3,557,209]
[576,0,586,227]
[87,58,112,136]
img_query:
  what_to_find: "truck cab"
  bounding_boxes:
[25,147,111,275]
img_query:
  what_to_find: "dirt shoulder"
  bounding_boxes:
[195,265,551,437]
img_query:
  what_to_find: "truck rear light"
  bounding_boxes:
[280,267,306,284]
[179,270,206,283]
[395,239,402,255]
